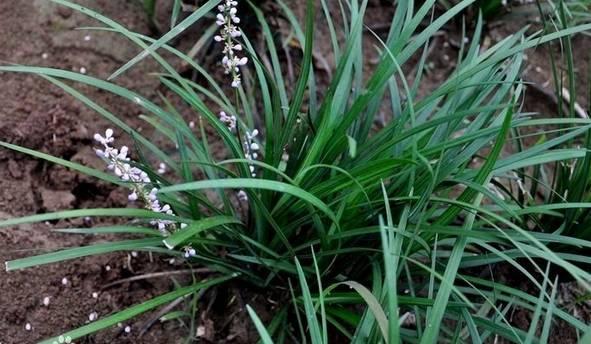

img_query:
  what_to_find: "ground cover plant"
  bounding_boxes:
[1,0,591,343]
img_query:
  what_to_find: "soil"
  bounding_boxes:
[0,1,201,343]
[0,1,590,343]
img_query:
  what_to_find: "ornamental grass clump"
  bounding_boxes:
[2,0,591,342]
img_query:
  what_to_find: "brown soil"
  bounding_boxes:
[0,1,590,343]
[0,1,197,343]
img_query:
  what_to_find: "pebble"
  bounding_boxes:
[43,296,50,306]
[196,326,206,337]
[25,323,31,331]
[61,277,68,285]
[57,6,73,19]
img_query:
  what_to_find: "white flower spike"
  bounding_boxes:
[215,0,247,88]
[243,129,260,178]
[94,129,188,239]
[183,246,197,258]
[219,111,237,131]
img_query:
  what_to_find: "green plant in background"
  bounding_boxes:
[142,0,186,34]
[537,0,591,26]
[142,0,157,26]
[438,0,504,18]
[528,0,591,242]
[1,0,591,343]
[475,0,504,18]
[439,0,591,22]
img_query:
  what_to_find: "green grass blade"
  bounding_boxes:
[247,305,275,344]
[107,0,219,80]
[311,247,328,344]
[170,0,182,29]
[159,179,338,224]
[52,226,160,236]
[0,208,188,229]
[341,281,389,342]
[163,216,241,249]
[295,257,323,344]
[6,238,163,271]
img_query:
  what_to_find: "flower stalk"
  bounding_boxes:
[94,129,193,256]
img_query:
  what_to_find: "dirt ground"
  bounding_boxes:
[0,1,589,343]
[0,1,197,343]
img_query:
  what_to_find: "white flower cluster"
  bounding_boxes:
[214,0,248,88]
[240,129,252,203]
[183,246,196,258]
[244,129,260,178]
[218,111,259,201]
[94,130,192,258]
[217,111,259,177]
[219,111,237,132]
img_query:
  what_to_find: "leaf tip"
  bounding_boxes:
[162,239,175,250]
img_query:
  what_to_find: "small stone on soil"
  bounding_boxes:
[57,6,72,18]
[196,326,205,337]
